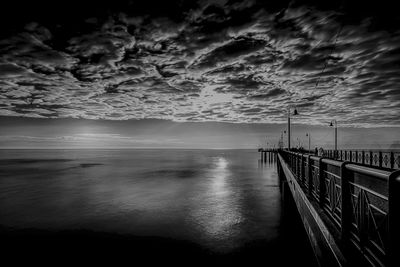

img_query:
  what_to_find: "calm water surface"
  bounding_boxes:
[0,149,314,261]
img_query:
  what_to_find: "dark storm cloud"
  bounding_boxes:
[0,0,399,125]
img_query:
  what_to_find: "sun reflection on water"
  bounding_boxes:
[211,157,229,191]
[189,155,244,251]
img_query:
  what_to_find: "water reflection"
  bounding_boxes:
[258,152,277,170]
[184,156,242,251]
[210,156,229,192]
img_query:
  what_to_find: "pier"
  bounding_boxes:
[258,148,277,163]
[260,149,400,267]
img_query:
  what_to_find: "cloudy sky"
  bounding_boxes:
[0,0,399,148]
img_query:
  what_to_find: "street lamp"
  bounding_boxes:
[287,107,298,150]
[329,120,338,157]
[306,133,311,152]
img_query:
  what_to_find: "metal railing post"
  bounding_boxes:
[362,151,365,165]
[300,154,305,185]
[388,170,400,266]
[297,154,301,179]
[308,156,313,197]
[370,151,373,166]
[379,151,383,168]
[319,157,325,207]
[390,152,395,170]
[292,153,295,173]
[340,162,351,248]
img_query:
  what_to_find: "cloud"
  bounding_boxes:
[0,63,29,77]
[249,88,287,99]
[190,36,267,69]
[0,0,399,126]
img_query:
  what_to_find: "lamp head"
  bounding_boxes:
[293,108,298,116]
[329,121,333,127]
[306,133,309,137]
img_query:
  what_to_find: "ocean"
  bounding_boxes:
[0,149,316,265]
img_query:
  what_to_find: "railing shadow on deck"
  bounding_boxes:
[278,150,400,267]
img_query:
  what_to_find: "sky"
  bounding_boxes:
[0,0,399,149]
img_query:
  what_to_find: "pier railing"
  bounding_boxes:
[321,150,400,170]
[279,150,400,267]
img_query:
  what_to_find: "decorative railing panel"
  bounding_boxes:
[349,182,388,265]
[322,150,400,170]
[357,151,363,164]
[303,158,310,191]
[365,151,371,165]
[323,169,342,227]
[311,161,320,202]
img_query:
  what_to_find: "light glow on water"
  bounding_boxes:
[188,156,245,251]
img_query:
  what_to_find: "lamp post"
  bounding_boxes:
[306,133,311,152]
[329,120,338,158]
[287,107,298,150]
[279,130,286,149]
[283,130,286,149]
